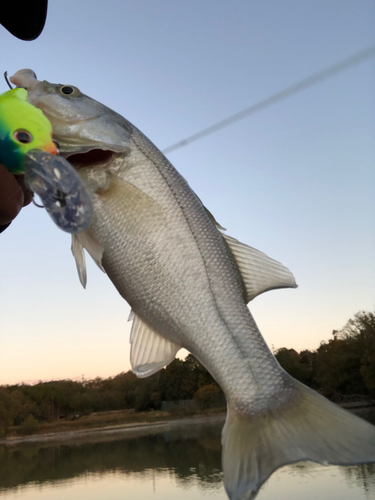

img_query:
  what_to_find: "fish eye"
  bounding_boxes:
[59,85,80,96]
[13,129,33,144]
[61,86,73,95]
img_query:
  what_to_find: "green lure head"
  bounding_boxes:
[0,87,57,174]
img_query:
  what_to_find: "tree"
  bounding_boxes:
[19,414,40,435]
[314,311,375,399]
[194,384,224,410]
[275,348,315,386]
[340,311,375,394]
[159,359,191,401]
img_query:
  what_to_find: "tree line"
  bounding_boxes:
[0,353,223,436]
[275,310,375,401]
[0,309,374,436]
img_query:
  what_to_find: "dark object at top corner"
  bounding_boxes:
[0,0,48,41]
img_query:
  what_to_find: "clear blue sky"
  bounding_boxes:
[1,1,374,384]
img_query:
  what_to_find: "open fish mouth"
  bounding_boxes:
[66,149,115,168]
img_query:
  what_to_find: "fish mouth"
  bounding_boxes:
[65,149,115,168]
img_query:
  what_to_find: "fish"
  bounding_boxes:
[11,68,375,500]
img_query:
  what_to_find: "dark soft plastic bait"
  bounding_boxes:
[24,150,93,233]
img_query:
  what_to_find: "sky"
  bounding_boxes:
[0,1,374,385]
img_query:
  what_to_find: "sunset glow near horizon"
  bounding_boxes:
[0,1,374,385]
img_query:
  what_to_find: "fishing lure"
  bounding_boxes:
[0,87,93,233]
[24,150,93,234]
[0,86,57,174]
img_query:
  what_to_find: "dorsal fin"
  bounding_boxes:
[129,310,181,378]
[222,233,297,303]
[204,206,226,231]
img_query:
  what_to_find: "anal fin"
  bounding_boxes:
[129,310,181,378]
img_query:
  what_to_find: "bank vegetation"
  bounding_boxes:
[1,309,374,438]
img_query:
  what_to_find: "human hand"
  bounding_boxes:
[0,163,33,228]
[0,0,48,232]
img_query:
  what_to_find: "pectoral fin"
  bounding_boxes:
[129,310,181,378]
[103,174,166,223]
[222,233,297,302]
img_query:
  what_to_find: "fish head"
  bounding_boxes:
[10,69,131,168]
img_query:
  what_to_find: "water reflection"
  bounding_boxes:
[0,413,375,500]
[0,419,223,493]
[340,463,375,497]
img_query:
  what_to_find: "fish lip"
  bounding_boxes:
[65,148,115,168]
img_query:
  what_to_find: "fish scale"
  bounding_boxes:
[11,68,375,500]
[124,125,272,396]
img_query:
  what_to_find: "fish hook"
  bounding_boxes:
[32,195,44,208]
[4,71,13,90]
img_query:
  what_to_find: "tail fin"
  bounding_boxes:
[222,380,375,500]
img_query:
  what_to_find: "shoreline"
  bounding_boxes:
[0,413,226,447]
[1,402,374,447]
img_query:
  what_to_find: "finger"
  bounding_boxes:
[14,174,33,207]
[0,163,24,225]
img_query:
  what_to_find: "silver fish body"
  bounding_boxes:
[11,69,375,500]
[86,124,291,410]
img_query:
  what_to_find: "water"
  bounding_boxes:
[0,414,375,500]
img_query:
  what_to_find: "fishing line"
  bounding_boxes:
[162,45,375,154]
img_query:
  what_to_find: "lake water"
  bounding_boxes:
[1,413,375,500]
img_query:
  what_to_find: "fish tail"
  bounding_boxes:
[222,378,375,500]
